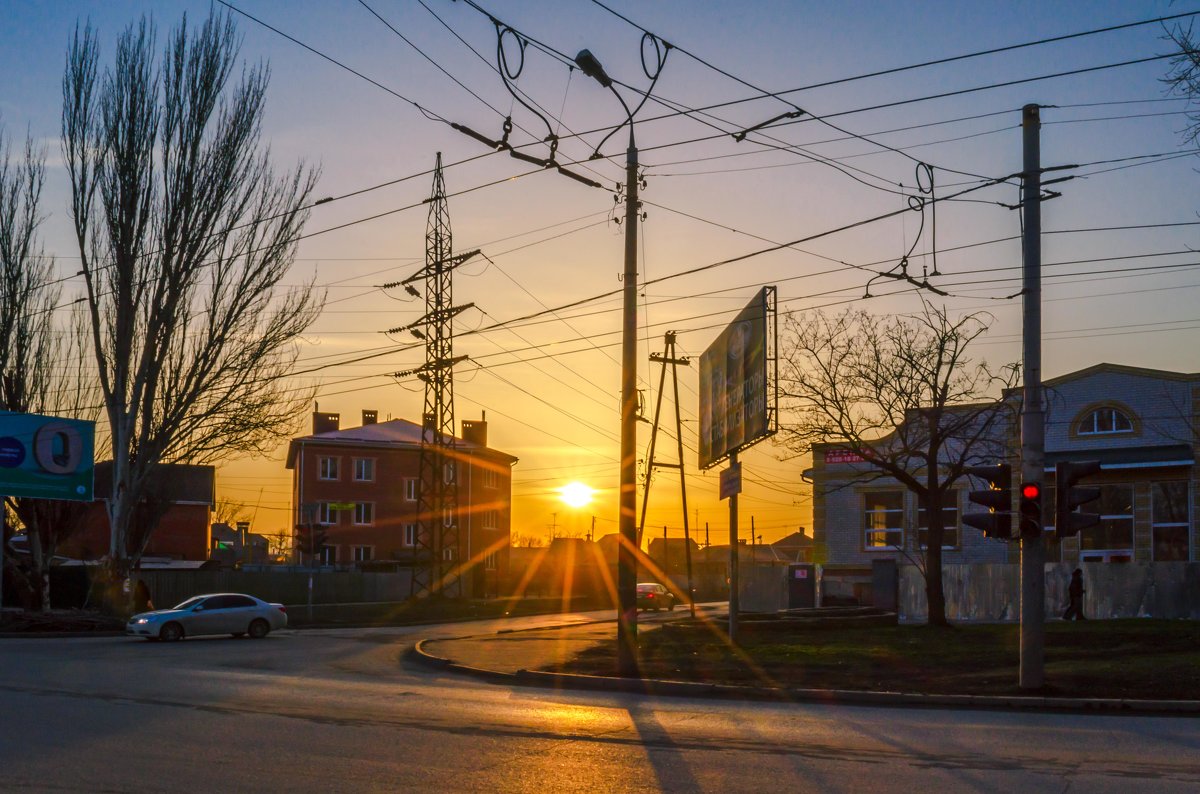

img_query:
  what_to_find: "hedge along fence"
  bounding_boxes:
[899,562,1200,623]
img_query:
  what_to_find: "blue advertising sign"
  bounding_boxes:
[0,412,95,501]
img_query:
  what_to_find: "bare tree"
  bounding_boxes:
[1164,22,1200,148]
[61,12,322,576]
[778,303,1017,626]
[0,125,99,610]
[212,497,252,528]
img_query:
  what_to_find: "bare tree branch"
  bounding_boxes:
[779,302,1018,625]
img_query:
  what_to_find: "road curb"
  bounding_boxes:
[412,635,1200,716]
[0,631,124,639]
[408,639,517,685]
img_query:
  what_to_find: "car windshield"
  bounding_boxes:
[172,596,206,610]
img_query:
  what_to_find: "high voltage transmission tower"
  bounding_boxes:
[398,153,478,598]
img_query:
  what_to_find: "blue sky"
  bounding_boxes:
[3,1,1198,539]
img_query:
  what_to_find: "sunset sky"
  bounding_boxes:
[3,0,1199,545]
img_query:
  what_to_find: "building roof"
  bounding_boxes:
[93,461,215,506]
[286,418,518,468]
[1042,362,1198,387]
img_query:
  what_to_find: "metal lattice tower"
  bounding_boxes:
[406,153,478,598]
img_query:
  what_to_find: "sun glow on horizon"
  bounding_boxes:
[558,481,594,509]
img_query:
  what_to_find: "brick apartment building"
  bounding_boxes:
[286,409,517,596]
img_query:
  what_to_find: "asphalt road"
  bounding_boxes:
[1,609,1197,793]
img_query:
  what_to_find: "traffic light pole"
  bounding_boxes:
[1020,104,1045,691]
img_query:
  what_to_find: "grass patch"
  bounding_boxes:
[557,619,1200,699]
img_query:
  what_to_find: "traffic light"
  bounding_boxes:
[1055,460,1102,536]
[962,463,1013,539]
[294,523,327,557]
[1019,481,1042,537]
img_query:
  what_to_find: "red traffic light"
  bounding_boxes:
[1021,482,1041,500]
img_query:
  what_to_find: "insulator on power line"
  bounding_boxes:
[556,166,603,189]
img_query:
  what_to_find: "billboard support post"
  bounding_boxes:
[727,451,739,643]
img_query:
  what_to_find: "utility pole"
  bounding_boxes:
[589,515,596,542]
[662,525,668,581]
[638,331,695,615]
[549,512,558,545]
[399,153,479,599]
[1020,104,1046,690]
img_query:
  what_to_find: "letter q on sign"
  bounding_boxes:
[33,422,83,475]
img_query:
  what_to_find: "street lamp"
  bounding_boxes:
[575,47,640,678]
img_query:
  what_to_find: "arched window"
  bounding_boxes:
[1075,406,1134,435]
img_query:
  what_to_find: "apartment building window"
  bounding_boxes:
[1080,483,1134,557]
[483,509,499,529]
[482,468,499,489]
[404,523,417,547]
[863,491,903,549]
[917,494,959,549]
[354,502,375,526]
[405,478,418,502]
[318,545,336,565]
[352,545,374,563]
[484,551,498,571]
[353,458,375,482]
[443,546,455,561]
[1076,407,1133,436]
[318,456,340,480]
[1152,481,1190,561]
[318,502,337,525]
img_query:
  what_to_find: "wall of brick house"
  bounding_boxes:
[60,502,211,561]
[290,440,513,588]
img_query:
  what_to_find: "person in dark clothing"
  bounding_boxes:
[133,579,154,613]
[1063,568,1086,621]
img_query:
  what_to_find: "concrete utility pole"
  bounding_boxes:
[573,48,641,678]
[1020,104,1046,690]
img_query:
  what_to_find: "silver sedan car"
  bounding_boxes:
[127,593,287,641]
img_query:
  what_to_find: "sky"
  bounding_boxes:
[3,0,1199,546]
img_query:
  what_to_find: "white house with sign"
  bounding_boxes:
[809,363,1199,567]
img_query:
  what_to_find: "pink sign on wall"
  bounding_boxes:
[824,448,865,465]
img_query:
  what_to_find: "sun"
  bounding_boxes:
[558,481,594,509]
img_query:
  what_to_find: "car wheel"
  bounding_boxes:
[668,600,675,612]
[159,622,184,642]
[248,619,270,639]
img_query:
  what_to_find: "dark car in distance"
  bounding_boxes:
[636,582,675,612]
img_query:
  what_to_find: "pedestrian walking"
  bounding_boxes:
[1063,568,1086,621]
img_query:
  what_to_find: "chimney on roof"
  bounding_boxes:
[462,416,487,447]
[313,411,340,435]
[362,409,378,426]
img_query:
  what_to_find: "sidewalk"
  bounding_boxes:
[413,620,1200,715]
[420,621,615,675]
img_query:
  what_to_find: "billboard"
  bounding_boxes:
[0,412,95,501]
[698,287,775,469]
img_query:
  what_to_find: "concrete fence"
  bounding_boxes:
[898,563,1200,623]
[136,569,414,608]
